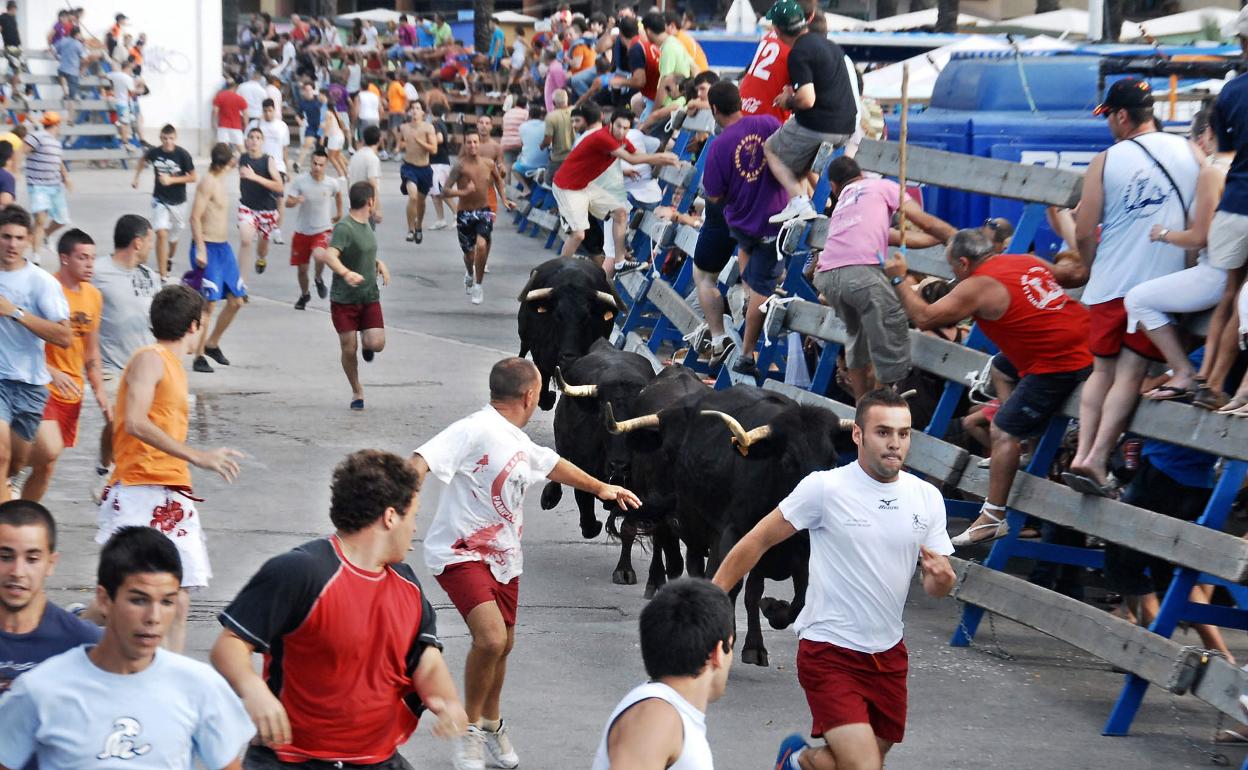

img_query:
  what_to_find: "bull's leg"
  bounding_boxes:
[538,375,557,411]
[539,481,563,510]
[661,523,684,580]
[643,545,667,599]
[741,569,770,667]
[760,560,808,630]
[574,488,603,539]
[613,518,638,586]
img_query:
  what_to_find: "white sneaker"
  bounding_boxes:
[454,728,487,770]
[430,219,449,231]
[482,721,519,769]
[465,272,474,294]
[768,195,816,224]
[271,228,286,245]
[471,284,484,305]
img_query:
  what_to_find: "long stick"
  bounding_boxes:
[896,62,910,239]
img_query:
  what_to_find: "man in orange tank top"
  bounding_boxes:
[884,229,1092,547]
[95,284,243,652]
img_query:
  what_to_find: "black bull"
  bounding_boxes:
[609,385,855,667]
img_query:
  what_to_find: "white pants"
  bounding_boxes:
[1124,261,1228,332]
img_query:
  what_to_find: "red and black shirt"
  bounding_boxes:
[219,535,441,764]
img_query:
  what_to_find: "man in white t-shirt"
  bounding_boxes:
[713,388,956,770]
[237,70,267,126]
[356,83,382,141]
[410,357,640,770]
[105,59,139,148]
[257,99,291,246]
[348,124,383,227]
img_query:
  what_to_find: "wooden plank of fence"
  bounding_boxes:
[624,332,664,374]
[674,225,701,256]
[645,278,702,336]
[855,139,1084,208]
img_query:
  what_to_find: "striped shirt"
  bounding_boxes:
[24,130,63,187]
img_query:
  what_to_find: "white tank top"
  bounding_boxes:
[591,682,714,770]
[1083,131,1199,305]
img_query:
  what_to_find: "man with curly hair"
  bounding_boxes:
[211,449,469,770]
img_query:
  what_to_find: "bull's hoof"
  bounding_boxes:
[643,581,660,599]
[665,555,684,580]
[540,482,563,510]
[613,567,637,586]
[539,389,557,411]
[759,597,792,630]
[581,519,603,539]
[741,646,770,667]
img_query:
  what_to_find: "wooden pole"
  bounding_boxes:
[896,63,910,240]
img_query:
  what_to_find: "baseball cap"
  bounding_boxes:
[766,0,807,33]
[1093,77,1154,116]
[40,111,61,127]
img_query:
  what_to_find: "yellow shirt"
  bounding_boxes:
[112,345,191,487]
[45,279,102,405]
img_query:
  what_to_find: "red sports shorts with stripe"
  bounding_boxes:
[436,560,520,627]
[796,638,908,744]
[43,396,82,448]
[290,230,331,266]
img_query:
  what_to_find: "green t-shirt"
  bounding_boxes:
[329,216,380,305]
[434,22,452,46]
[658,36,693,106]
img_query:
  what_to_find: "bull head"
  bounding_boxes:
[702,410,772,457]
[554,367,598,398]
[604,403,660,434]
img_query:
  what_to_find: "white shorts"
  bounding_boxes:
[151,199,188,241]
[96,483,212,588]
[552,182,628,233]
[216,127,245,146]
[327,132,345,151]
[432,163,451,195]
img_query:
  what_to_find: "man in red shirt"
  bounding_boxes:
[212,77,248,153]
[739,30,791,121]
[210,450,468,769]
[551,107,677,271]
[611,15,661,120]
[885,229,1092,547]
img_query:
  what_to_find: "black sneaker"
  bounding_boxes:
[315,276,328,299]
[204,346,230,366]
[192,355,213,373]
[732,356,760,378]
[294,293,310,310]
[255,257,267,274]
[614,260,647,275]
[362,348,375,362]
[414,229,423,244]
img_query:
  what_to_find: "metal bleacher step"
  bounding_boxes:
[62,148,136,162]
[60,123,120,137]
[25,73,107,87]
[15,98,113,112]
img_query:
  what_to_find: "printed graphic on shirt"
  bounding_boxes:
[1019,266,1067,310]
[1120,171,1170,219]
[97,717,152,760]
[733,133,768,183]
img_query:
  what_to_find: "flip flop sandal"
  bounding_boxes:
[1192,385,1230,411]
[1216,396,1248,414]
[1062,471,1113,498]
[1143,384,1193,402]
[1213,729,1248,745]
[1224,401,1248,418]
[951,504,1009,548]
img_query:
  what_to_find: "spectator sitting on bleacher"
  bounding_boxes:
[501,94,529,177]
[513,103,549,193]
[654,12,693,110]
[431,14,453,48]
[567,21,599,99]
[543,49,568,113]
[543,89,574,182]
[885,229,1093,547]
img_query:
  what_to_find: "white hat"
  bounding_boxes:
[1222,6,1248,39]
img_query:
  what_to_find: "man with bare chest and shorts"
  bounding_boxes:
[442,134,511,306]
[400,100,438,245]
[188,143,246,374]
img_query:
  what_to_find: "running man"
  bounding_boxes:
[399,100,437,244]
[19,229,107,502]
[293,80,322,175]
[441,133,512,306]
[24,112,72,258]
[96,284,243,653]
[0,526,254,769]
[238,126,285,278]
[211,450,469,770]
[131,124,196,282]
[591,578,733,770]
[314,181,390,411]
[429,103,454,230]
[409,357,641,770]
[190,143,247,375]
[285,149,341,310]
[348,125,383,228]
[0,500,102,694]
[712,388,957,770]
[257,99,292,246]
[0,205,70,505]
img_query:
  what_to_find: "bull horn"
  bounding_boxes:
[839,419,856,431]
[554,367,598,398]
[900,389,918,401]
[605,402,661,434]
[595,290,620,309]
[702,410,772,456]
[525,287,554,302]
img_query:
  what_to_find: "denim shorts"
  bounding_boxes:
[991,355,1091,439]
[0,379,50,442]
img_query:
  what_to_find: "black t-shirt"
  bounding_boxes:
[627,40,647,73]
[431,119,450,164]
[786,32,856,135]
[0,14,19,48]
[145,145,195,206]
[239,153,279,211]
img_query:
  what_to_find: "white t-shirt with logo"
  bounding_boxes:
[418,406,561,583]
[356,89,381,122]
[779,461,953,654]
[258,118,290,174]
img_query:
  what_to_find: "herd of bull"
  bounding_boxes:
[517,258,857,666]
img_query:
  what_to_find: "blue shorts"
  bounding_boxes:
[738,236,782,295]
[59,72,79,99]
[28,184,70,224]
[693,206,735,274]
[190,241,247,301]
[401,162,432,196]
[0,379,49,442]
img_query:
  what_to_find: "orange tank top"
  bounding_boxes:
[111,344,191,487]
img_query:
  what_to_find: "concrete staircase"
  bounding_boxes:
[13,50,136,165]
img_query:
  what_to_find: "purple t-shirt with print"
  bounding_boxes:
[701,114,787,239]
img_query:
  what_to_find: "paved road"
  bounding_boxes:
[31,165,1247,769]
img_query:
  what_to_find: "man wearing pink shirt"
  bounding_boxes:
[543,50,568,113]
[812,156,955,398]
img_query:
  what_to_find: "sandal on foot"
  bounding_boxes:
[1143,384,1193,402]
[951,504,1009,548]
[1192,385,1229,411]
[1216,396,1248,414]
[1062,471,1113,497]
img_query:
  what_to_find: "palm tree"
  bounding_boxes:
[476,0,495,55]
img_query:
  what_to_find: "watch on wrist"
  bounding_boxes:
[9,306,23,320]
[1158,228,1170,242]
[890,275,904,287]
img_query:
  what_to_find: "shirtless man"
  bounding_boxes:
[399,100,438,244]
[476,114,503,164]
[188,143,246,375]
[442,133,512,306]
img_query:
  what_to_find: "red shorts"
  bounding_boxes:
[435,560,520,627]
[290,230,331,266]
[1087,298,1163,361]
[42,396,81,448]
[330,301,384,333]
[796,638,908,745]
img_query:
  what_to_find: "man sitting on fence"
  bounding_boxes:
[884,229,1093,546]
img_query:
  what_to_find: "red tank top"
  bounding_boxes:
[640,39,661,101]
[739,33,791,122]
[970,255,1093,377]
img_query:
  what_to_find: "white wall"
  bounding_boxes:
[19,0,223,154]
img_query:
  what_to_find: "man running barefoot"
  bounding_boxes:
[190,143,247,375]
[410,357,641,770]
[712,389,956,770]
[399,100,437,244]
[314,181,390,411]
[96,285,243,653]
[131,124,196,282]
[442,133,512,306]
[285,149,341,310]
[237,127,284,279]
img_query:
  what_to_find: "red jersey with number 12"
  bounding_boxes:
[739,32,791,122]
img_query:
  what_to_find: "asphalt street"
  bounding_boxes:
[30,164,1248,769]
